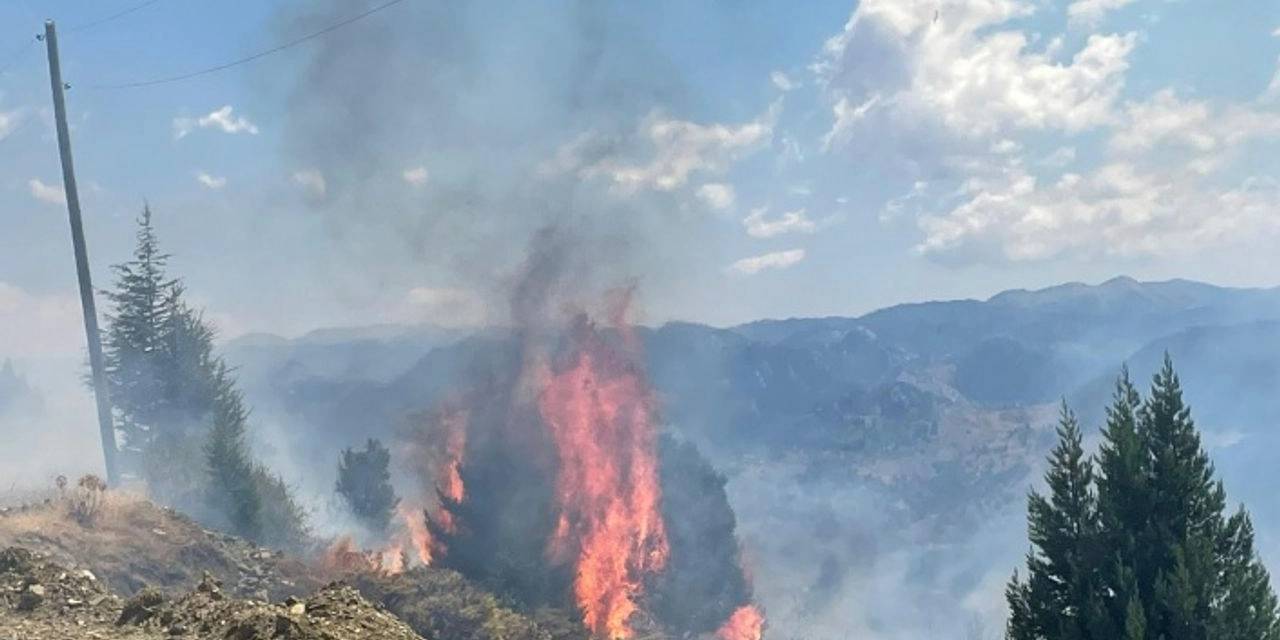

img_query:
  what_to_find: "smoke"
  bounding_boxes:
[262,0,768,325]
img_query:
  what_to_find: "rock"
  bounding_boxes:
[118,587,165,624]
[17,584,45,611]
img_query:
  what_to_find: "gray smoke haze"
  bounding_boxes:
[262,0,751,325]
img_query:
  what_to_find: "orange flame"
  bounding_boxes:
[538,318,669,639]
[398,504,434,565]
[716,605,765,640]
[440,409,467,504]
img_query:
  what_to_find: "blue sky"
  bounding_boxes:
[3,0,1280,353]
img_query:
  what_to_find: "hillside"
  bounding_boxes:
[217,277,1280,639]
[0,489,580,640]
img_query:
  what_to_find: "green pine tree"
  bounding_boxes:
[1095,367,1148,637]
[336,438,399,533]
[1008,358,1280,639]
[102,205,180,452]
[102,207,307,548]
[1010,403,1104,639]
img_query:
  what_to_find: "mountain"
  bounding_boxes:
[222,277,1280,639]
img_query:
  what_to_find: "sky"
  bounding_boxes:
[3,0,1280,358]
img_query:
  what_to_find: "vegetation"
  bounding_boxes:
[335,438,399,533]
[101,206,307,548]
[1007,357,1280,639]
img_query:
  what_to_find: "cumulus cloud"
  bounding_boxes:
[558,105,778,193]
[28,179,64,205]
[916,163,1280,261]
[822,94,882,151]
[696,183,736,210]
[771,71,798,92]
[742,207,817,238]
[292,169,327,197]
[195,171,227,189]
[727,249,807,275]
[1067,0,1136,27]
[402,166,429,186]
[1040,146,1077,168]
[173,105,259,139]
[818,0,1136,141]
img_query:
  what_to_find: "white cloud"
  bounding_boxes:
[727,249,807,275]
[742,207,817,238]
[195,171,227,189]
[402,166,430,186]
[916,163,1280,261]
[558,104,778,193]
[173,105,259,140]
[28,179,64,205]
[1040,146,1077,168]
[822,94,882,150]
[990,139,1021,155]
[818,0,1137,141]
[0,110,19,140]
[696,183,736,210]
[0,282,83,359]
[292,169,327,197]
[1067,0,1136,27]
[1110,89,1217,153]
[771,71,798,92]
[391,286,488,328]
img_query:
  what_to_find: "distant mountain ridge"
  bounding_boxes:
[220,276,1280,640]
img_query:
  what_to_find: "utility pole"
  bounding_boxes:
[42,20,120,486]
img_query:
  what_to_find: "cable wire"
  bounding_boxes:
[89,0,409,90]
[68,0,169,33]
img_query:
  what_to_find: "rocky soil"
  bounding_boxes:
[0,546,422,639]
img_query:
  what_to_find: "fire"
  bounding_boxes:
[716,605,765,640]
[440,409,467,505]
[538,318,669,639]
[398,504,434,565]
[323,536,404,575]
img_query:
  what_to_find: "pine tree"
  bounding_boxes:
[1009,403,1103,639]
[1009,358,1280,639]
[336,438,399,533]
[1140,355,1222,639]
[102,207,307,548]
[1095,368,1149,636]
[102,205,179,452]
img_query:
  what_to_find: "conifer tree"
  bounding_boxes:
[101,207,307,548]
[336,438,399,533]
[1008,358,1280,639]
[1010,403,1104,639]
[102,205,179,452]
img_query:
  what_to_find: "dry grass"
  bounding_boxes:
[0,487,322,600]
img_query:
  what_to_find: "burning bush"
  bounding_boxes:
[414,314,761,639]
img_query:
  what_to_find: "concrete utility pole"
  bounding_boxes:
[42,19,120,486]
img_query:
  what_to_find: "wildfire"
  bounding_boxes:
[322,536,404,575]
[398,504,434,565]
[439,408,467,508]
[716,605,765,640]
[538,318,669,639]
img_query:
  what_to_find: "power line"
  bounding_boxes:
[89,0,409,90]
[68,0,170,33]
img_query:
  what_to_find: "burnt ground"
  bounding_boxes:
[0,546,422,639]
[0,491,584,640]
